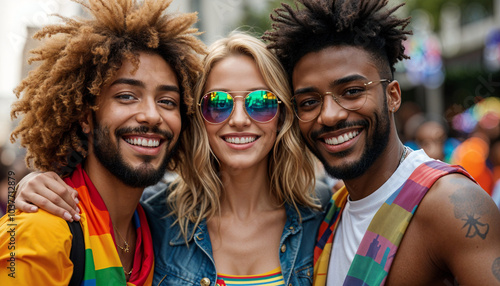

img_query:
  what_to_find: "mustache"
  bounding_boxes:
[310,120,368,140]
[115,125,174,141]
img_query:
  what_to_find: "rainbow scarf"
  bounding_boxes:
[313,160,474,285]
[64,164,154,286]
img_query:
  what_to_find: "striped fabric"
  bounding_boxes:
[313,160,474,286]
[216,267,285,286]
[64,164,154,286]
[313,188,348,284]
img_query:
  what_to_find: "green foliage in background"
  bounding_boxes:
[238,0,494,33]
[405,0,493,30]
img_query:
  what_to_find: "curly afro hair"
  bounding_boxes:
[263,0,412,81]
[10,0,206,175]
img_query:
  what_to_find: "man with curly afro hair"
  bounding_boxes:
[264,0,500,285]
[0,0,205,285]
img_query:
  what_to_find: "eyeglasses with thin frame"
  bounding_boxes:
[291,79,392,122]
[198,90,282,124]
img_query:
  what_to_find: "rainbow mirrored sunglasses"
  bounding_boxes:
[198,90,281,124]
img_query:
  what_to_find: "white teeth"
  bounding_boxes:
[224,136,257,144]
[325,131,359,145]
[125,138,160,147]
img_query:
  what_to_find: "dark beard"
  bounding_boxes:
[308,104,390,180]
[92,122,176,188]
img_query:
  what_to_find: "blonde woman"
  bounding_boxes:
[15,33,330,285]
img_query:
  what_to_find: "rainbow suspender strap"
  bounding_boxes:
[313,160,475,286]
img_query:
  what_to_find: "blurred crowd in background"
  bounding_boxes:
[398,97,500,205]
[1,0,500,215]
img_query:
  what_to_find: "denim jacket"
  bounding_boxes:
[141,183,330,286]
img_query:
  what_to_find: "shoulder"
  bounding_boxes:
[140,183,178,243]
[1,210,72,249]
[410,170,500,283]
[414,171,500,252]
[404,160,483,218]
[423,172,489,213]
[313,179,333,210]
[0,210,73,284]
[141,181,171,217]
[2,209,71,238]
[142,180,171,202]
[293,180,332,229]
[415,171,492,225]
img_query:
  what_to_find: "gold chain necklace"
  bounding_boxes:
[113,226,133,277]
[113,226,130,253]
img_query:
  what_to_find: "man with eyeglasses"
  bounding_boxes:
[264,0,500,285]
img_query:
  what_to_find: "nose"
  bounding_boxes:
[317,95,349,126]
[228,98,251,128]
[135,97,163,126]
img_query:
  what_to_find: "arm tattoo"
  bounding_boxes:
[461,214,489,239]
[449,187,490,240]
[493,257,500,282]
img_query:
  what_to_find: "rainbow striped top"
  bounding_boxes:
[64,164,154,285]
[216,267,285,286]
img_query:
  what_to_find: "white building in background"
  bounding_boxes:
[0,1,82,148]
[177,0,270,44]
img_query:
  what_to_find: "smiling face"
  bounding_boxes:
[292,46,400,180]
[84,52,182,188]
[202,54,279,171]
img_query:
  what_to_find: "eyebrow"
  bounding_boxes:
[110,78,180,93]
[294,74,368,95]
[331,74,368,87]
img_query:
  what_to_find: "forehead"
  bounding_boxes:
[204,54,267,92]
[113,52,178,84]
[292,46,379,89]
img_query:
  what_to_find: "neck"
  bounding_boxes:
[83,156,143,232]
[218,162,279,220]
[343,136,406,201]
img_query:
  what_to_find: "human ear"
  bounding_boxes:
[387,80,402,113]
[80,112,93,134]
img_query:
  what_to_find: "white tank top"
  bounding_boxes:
[326,149,433,286]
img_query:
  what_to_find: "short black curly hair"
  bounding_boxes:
[263,0,412,81]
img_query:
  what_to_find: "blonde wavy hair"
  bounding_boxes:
[169,32,319,241]
[10,0,205,175]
